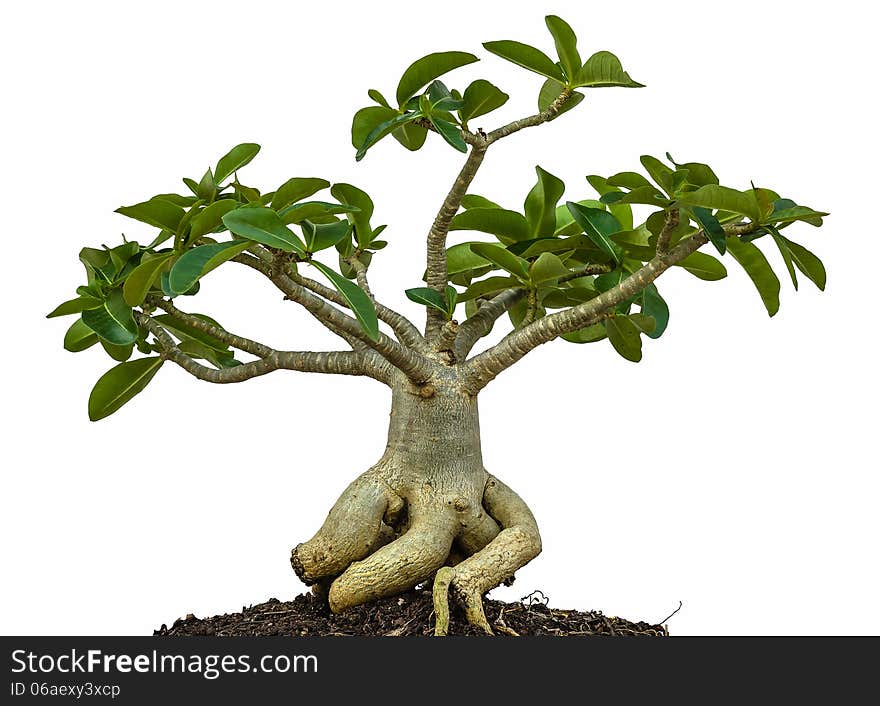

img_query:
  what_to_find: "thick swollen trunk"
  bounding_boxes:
[290,370,541,634]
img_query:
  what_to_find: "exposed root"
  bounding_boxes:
[329,511,457,612]
[291,472,402,585]
[455,507,501,555]
[432,475,542,635]
[291,465,540,636]
[431,567,455,637]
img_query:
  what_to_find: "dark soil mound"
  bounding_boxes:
[155,589,669,637]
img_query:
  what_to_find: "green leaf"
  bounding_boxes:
[446,241,492,275]
[629,313,657,335]
[554,203,602,237]
[358,112,424,160]
[639,155,675,194]
[692,206,727,255]
[88,357,163,421]
[187,199,239,242]
[576,51,644,88]
[222,207,306,254]
[528,252,569,284]
[677,185,761,222]
[396,51,478,106]
[782,237,826,291]
[545,15,581,82]
[368,88,391,108]
[108,242,140,273]
[444,285,458,315]
[47,296,103,318]
[81,290,138,345]
[153,314,230,352]
[270,177,330,211]
[426,80,463,111]
[537,78,584,116]
[64,318,99,352]
[101,340,134,362]
[561,322,606,344]
[391,121,429,151]
[302,220,351,252]
[641,284,668,339]
[751,186,778,222]
[766,225,798,290]
[157,190,197,204]
[482,40,565,82]
[182,179,201,196]
[177,339,239,369]
[330,183,374,247]
[611,225,655,260]
[430,117,467,152]
[469,243,529,280]
[231,182,260,203]
[459,80,509,123]
[675,251,728,281]
[768,204,828,227]
[524,166,565,237]
[607,172,655,190]
[168,240,250,294]
[310,261,379,340]
[565,202,623,264]
[594,268,627,294]
[79,247,115,282]
[197,168,215,201]
[584,175,633,230]
[726,238,780,316]
[115,198,185,232]
[405,287,448,315]
[544,285,598,308]
[461,194,501,210]
[460,276,520,301]
[508,296,545,328]
[351,106,399,149]
[509,235,579,257]
[601,185,670,207]
[675,160,719,187]
[123,252,175,306]
[279,201,358,224]
[214,143,261,184]
[450,208,530,244]
[605,315,643,361]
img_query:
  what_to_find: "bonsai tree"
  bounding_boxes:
[48,16,827,635]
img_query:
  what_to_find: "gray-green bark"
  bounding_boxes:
[291,371,539,634]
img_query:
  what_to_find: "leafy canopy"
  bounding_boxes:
[49,15,828,419]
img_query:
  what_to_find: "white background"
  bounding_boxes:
[2,0,877,636]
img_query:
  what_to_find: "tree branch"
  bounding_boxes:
[485,89,574,144]
[454,288,526,360]
[147,297,274,358]
[423,90,578,345]
[462,223,755,391]
[240,246,424,350]
[557,263,612,284]
[656,208,681,255]
[137,313,391,385]
[424,139,489,343]
[453,264,609,360]
[233,254,433,383]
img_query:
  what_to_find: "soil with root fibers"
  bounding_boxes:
[154,589,669,637]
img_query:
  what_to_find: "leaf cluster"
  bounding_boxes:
[48,144,387,417]
[442,153,826,361]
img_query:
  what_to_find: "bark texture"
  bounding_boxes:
[291,370,539,634]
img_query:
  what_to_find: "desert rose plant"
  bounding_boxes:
[49,16,827,634]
